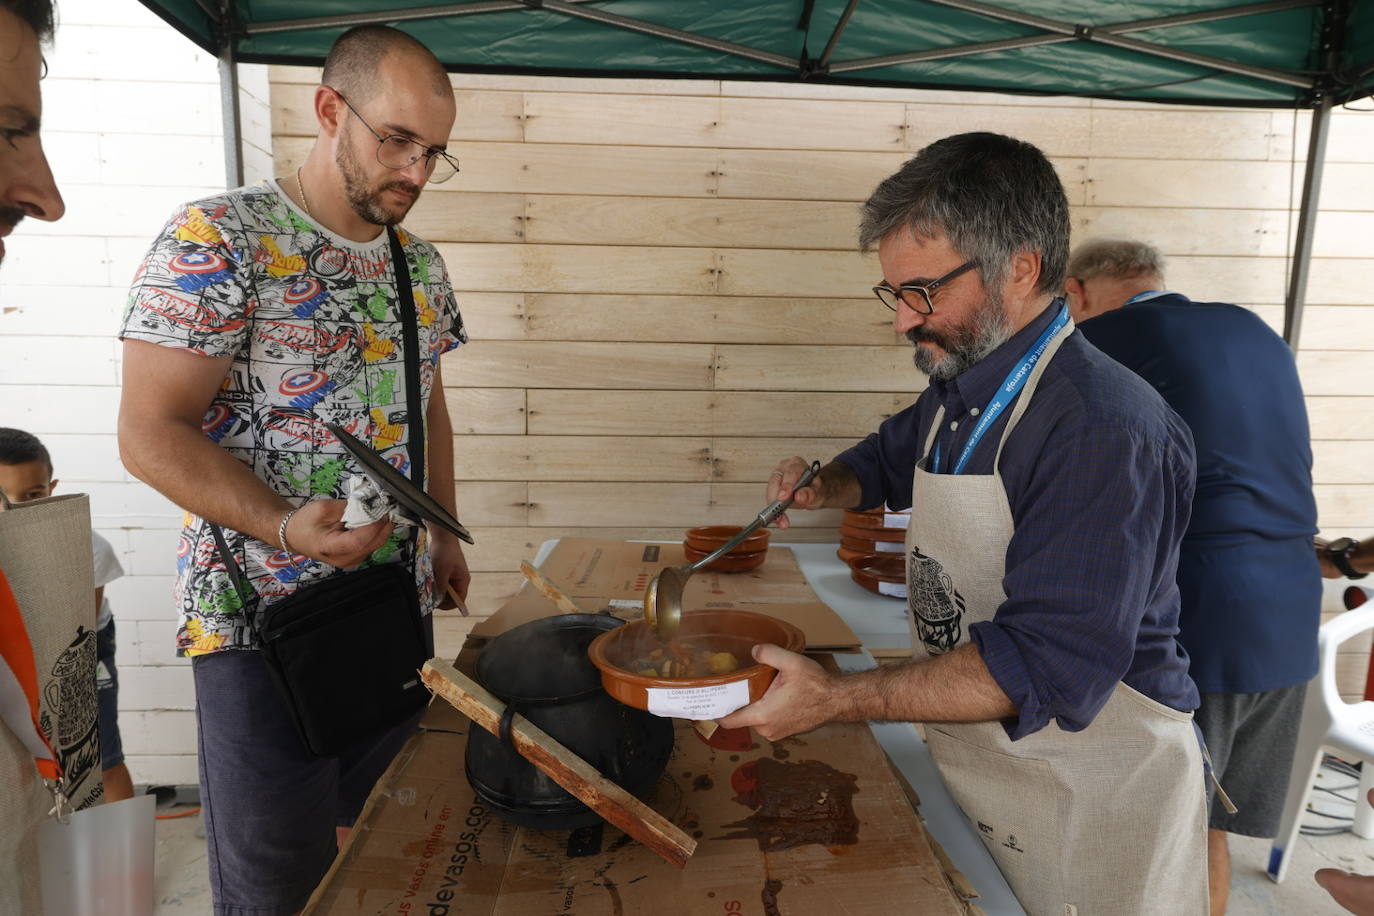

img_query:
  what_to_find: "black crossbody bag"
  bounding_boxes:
[209,228,432,758]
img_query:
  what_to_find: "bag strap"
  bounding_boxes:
[387,225,426,489]
[208,225,428,613]
[208,523,264,642]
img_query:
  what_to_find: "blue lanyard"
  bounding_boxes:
[930,302,1071,475]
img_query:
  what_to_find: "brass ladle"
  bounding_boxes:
[644,460,821,640]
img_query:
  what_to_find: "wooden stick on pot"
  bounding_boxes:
[518,561,585,615]
[421,658,697,868]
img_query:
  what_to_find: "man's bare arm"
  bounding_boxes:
[423,364,470,604]
[720,642,1015,740]
[118,339,390,567]
[831,643,1016,724]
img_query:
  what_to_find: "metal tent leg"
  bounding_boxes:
[1282,96,1332,350]
[218,49,244,190]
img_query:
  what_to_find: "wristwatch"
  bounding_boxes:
[1326,537,1368,580]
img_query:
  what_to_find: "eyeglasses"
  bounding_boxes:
[330,87,460,185]
[873,261,977,314]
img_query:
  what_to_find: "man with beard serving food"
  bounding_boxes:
[118,26,468,916]
[720,132,1208,915]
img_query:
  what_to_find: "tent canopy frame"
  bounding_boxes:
[144,0,1367,349]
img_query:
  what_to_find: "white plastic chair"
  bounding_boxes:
[1268,586,1374,882]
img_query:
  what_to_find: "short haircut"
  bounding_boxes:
[1,0,56,42]
[0,427,52,473]
[858,132,1070,296]
[321,25,449,104]
[1067,238,1166,284]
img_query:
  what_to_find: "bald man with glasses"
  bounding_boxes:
[118,26,469,915]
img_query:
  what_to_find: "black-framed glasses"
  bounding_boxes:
[330,87,460,185]
[873,261,977,314]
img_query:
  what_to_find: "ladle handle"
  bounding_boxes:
[687,460,822,572]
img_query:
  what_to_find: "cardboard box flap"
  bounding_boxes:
[469,539,861,650]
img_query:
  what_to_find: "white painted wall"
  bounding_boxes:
[0,0,268,786]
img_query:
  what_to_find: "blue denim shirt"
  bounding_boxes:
[837,301,1201,739]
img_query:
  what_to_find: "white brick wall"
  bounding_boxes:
[0,0,269,787]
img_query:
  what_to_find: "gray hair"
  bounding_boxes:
[858,132,1069,296]
[1067,238,1166,283]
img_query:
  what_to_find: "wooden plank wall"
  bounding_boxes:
[270,68,1374,689]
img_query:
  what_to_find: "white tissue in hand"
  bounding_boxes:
[341,475,416,529]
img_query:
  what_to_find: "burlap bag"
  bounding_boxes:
[0,493,101,915]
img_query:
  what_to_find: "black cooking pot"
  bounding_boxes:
[464,613,674,829]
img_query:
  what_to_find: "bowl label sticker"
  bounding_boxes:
[878,581,908,598]
[647,680,751,720]
[883,512,911,529]
[876,540,903,553]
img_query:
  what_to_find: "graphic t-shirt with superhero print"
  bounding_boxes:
[120,180,466,657]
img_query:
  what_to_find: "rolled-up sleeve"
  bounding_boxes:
[970,423,1194,739]
[833,403,924,511]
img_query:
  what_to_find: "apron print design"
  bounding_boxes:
[907,544,966,654]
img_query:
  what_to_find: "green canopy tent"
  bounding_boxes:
[135,0,1374,347]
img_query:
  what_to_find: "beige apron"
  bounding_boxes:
[905,323,1209,916]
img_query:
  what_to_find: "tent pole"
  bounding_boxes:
[217,2,244,189]
[1283,0,1348,349]
[218,53,244,189]
[1282,98,1330,349]
[818,0,863,70]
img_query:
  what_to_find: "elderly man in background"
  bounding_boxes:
[723,133,1208,915]
[1068,238,1322,915]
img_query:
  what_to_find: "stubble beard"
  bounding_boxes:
[335,134,421,227]
[906,288,1014,382]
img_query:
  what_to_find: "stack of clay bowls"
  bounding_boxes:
[840,507,910,599]
[838,507,908,563]
[683,525,771,573]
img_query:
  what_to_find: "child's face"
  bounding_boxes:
[0,460,56,507]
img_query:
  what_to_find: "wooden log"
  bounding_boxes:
[518,561,585,615]
[420,658,697,868]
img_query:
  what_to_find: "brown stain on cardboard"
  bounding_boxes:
[593,864,623,916]
[769,735,808,761]
[692,774,714,791]
[761,878,784,916]
[719,758,860,852]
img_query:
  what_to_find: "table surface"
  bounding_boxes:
[534,539,1024,916]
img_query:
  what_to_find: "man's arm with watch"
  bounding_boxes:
[1317,535,1373,580]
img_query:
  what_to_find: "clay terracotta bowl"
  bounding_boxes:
[682,525,770,572]
[846,553,907,598]
[838,522,905,543]
[843,509,910,531]
[683,544,767,573]
[840,533,906,555]
[836,546,867,564]
[587,609,805,716]
[684,525,770,553]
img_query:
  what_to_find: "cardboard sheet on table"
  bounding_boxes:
[305,713,966,915]
[469,538,861,650]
